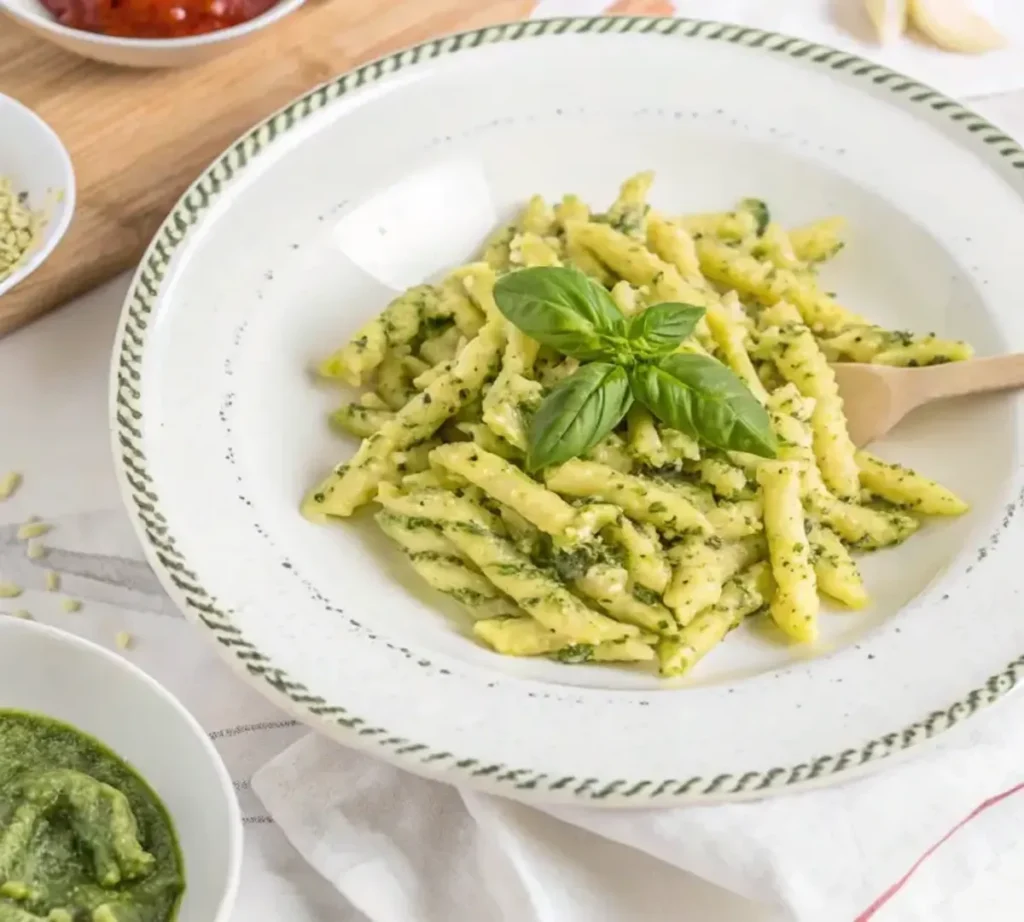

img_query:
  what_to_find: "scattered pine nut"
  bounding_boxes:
[0,472,21,500]
[17,521,51,541]
[26,540,45,560]
[115,631,134,650]
[0,881,31,900]
[60,597,82,613]
[45,570,60,592]
[0,582,22,599]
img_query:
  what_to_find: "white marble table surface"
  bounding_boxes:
[3,90,1024,922]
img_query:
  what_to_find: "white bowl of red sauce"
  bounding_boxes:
[0,0,307,67]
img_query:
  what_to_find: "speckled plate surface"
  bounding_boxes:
[111,17,1024,805]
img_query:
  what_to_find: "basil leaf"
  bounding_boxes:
[493,266,627,361]
[627,302,705,357]
[527,363,633,471]
[630,354,777,457]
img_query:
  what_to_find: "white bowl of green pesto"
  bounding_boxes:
[0,618,241,922]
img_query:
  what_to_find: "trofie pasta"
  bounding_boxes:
[304,173,970,677]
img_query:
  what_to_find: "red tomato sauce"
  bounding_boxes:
[40,0,278,38]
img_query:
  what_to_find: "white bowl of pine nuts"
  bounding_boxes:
[0,93,75,300]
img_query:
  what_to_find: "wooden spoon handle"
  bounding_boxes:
[913,353,1024,402]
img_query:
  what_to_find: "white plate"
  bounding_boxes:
[111,17,1024,805]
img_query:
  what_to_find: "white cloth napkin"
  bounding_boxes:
[253,693,1024,922]
[531,0,1024,99]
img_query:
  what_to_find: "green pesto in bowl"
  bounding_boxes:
[0,709,184,922]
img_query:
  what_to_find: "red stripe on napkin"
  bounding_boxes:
[855,780,1024,921]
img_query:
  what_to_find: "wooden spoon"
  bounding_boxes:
[831,354,1024,447]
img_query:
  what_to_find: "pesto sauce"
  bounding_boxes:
[0,710,184,922]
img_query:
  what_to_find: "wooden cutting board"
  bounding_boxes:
[0,0,548,336]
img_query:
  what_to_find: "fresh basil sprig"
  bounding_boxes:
[493,267,777,470]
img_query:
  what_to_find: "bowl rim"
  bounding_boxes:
[0,92,76,300]
[0,0,306,48]
[0,616,244,921]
